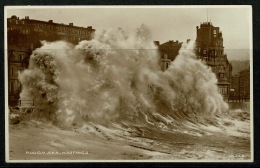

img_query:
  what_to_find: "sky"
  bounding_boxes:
[6,6,252,60]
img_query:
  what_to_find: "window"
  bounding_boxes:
[213,30,216,34]
[166,62,169,69]
[203,50,206,54]
[219,86,227,95]
[10,82,14,92]
[17,82,21,91]
[198,48,201,53]
[11,68,14,76]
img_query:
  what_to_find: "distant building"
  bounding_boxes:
[8,47,31,106]
[7,15,95,106]
[7,15,95,46]
[155,22,235,99]
[230,68,250,101]
[154,40,182,71]
[239,68,250,100]
[195,22,233,99]
[230,74,239,99]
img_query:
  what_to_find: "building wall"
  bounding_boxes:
[230,68,250,101]
[7,15,95,47]
[154,40,182,71]
[7,15,95,106]
[195,22,232,99]
[239,68,250,99]
[160,53,172,71]
[8,49,30,106]
[158,40,182,61]
[230,75,239,98]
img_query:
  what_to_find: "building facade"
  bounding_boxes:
[155,22,234,99]
[230,68,250,101]
[195,22,233,99]
[154,40,182,71]
[7,15,95,46]
[7,15,95,106]
[8,48,31,106]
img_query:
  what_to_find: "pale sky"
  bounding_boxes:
[6,6,252,60]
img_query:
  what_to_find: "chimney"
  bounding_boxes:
[49,20,53,23]
[69,23,73,26]
[154,41,160,46]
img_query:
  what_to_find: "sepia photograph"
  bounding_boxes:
[5,6,253,162]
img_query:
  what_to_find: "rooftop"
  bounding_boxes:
[160,40,182,46]
[8,15,95,30]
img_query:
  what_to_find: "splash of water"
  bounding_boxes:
[19,25,228,127]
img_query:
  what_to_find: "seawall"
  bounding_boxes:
[228,102,250,111]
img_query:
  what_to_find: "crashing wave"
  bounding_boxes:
[18,25,229,129]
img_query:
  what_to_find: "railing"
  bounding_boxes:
[19,99,34,107]
[227,96,250,102]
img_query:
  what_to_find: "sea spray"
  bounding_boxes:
[18,25,228,127]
